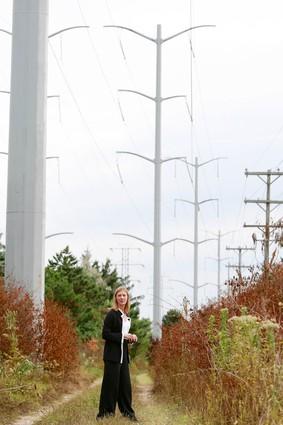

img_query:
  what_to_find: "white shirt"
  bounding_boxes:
[119,309,131,363]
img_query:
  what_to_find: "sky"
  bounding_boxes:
[1,0,283,319]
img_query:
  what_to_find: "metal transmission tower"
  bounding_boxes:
[225,246,255,279]
[244,169,283,267]
[5,0,49,305]
[110,247,143,279]
[174,156,224,308]
[107,24,214,339]
[168,277,215,309]
[206,230,234,299]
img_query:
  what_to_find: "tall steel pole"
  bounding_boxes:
[107,23,215,338]
[217,230,221,296]
[5,0,49,305]
[205,229,234,298]
[153,25,162,337]
[175,156,224,308]
[193,157,199,308]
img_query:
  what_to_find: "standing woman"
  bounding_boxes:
[96,286,138,422]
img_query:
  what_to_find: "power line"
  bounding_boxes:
[49,41,152,235]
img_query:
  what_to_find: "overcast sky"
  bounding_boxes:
[1,0,283,319]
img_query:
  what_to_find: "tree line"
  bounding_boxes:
[0,235,151,357]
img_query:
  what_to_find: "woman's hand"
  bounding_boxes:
[124,333,138,343]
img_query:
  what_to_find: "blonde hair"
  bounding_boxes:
[112,286,130,314]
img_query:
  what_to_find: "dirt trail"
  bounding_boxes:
[136,383,153,403]
[9,380,100,425]
[8,374,151,425]
[8,373,190,425]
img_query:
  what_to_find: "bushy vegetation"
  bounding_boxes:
[0,277,35,357]
[0,277,80,420]
[0,309,49,414]
[206,309,282,424]
[39,300,79,373]
[0,244,151,421]
[152,265,283,425]
[162,308,182,327]
[0,242,150,423]
[0,278,80,373]
[45,246,151,357]
[45,246,113,341]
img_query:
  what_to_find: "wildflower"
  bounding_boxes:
[228,315,259,325]
[260,320,279,331]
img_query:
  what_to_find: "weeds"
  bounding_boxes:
[0,278,81,423]
[152,265,283,425]
[206,310,282,424]
[0,309,51,425]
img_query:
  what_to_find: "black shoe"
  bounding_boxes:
[123,414,139,422]
[96,412,115,421]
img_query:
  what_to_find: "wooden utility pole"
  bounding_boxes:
[225,246,255,279]
[244,169,283,268]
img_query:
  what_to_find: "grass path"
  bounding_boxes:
[13,373,194,425]
[8,381,101,425]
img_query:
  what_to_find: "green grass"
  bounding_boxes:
[34,373,195,425]
[0,373,56,425]
[134,372,153,386]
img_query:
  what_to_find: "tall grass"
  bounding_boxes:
[152,265,283,425]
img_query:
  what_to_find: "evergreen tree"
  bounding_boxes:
[45,246,110,340]
[162,308,182,327]
[45,246,152,356]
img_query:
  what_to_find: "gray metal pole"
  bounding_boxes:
[175,156,223,308]
[238,248,242,279]
[5,0,49,305]
[217,230,221,298]
[193,157,198,308]
[153,24,162,339]
[106,23,215,339]
[205,229,234,299]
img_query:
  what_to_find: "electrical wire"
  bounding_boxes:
[75,0,156,223]
[49,40,153,236]
[81,0,153,153]
[252,122,283,169]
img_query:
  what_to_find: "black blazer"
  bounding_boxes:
[102,309,130,363]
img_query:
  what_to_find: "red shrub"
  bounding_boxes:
[0,277,36,356]
[0,278,79,373]
[39,299,79,373]
[151,265,283,409]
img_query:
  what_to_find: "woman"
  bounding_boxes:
[96,286,138,422]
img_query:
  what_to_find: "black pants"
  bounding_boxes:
[98,358,135,418]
